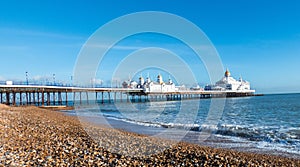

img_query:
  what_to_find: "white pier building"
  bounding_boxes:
[123,69,254,93]
[205,69,254,92]
[122,74,177,93]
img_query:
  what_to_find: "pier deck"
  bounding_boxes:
[0,85,257,106]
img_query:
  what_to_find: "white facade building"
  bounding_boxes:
[205,69,253,92]
[123,70,253,93]
[143,75,177,93]
[123,74,178,93]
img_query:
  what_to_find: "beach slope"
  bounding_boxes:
[0,105,299,166]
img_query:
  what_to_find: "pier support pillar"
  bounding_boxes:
[73,92,76,105]
[6,92,9,105]
[29,93,31,105]
[47,92,50,106]
[108,92,111,103]
[95,92,98,102]
[12,92,16,106]
[33,92,36,105]
[65,92,68,106]
[37,92,40,106]
[53,92,55,105]
[19,92,22,105]
[26,92,28,105]
[79,92,82,105]
[86,92,89,104]
[42,92,44,106]
[58,92,62,105]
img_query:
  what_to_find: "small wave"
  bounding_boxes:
[102,114,203,130]
[103,114,163,128]
[214,124,300,147]
[257,141,300,156]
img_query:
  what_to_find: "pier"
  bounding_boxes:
[0,85,258,106]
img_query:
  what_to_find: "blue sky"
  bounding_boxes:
[0,0,300,93]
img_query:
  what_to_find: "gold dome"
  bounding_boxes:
[225,69,231,77]
[157,74,163,84]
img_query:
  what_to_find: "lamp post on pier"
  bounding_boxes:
[53,74,56,86]
[70,76,73,86]
[25,71,28,85]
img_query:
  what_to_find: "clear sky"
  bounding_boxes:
[0,0,300,93]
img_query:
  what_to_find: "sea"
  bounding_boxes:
[65,93,300,158]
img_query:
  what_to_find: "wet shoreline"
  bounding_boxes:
[78,113,300,159]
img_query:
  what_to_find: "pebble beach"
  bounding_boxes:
[0,105,299,166]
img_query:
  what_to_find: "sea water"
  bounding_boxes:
[71,93,300,158]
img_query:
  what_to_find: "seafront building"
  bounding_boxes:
[122,74,177,93]
[205,69,252,91]
[124,69,254,93]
